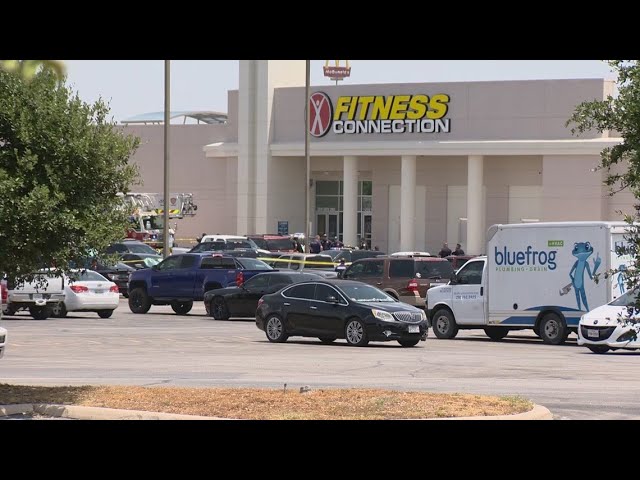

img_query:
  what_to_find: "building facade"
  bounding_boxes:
[127,61,630,254]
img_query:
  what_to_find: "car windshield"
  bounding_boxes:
[236,258,273,270]
[226,240,254,250]
[610,289,640,307]
[251,238,268,249]
[125,243,158,254]
[143,257,161,267]
[190,241,226,253]
[69,270,108,282]
[322,250,344,260]
[415,261,455,279]
[266,238,294,251]
[339,284,395,303]
[142,215,164,230]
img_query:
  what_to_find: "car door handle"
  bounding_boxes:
[376,282,382,286]
[310,306,318,310]
[283,302,291,306]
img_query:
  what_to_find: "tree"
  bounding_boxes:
[0,69,140,282]
[567,60,640,340]
[0,60,65,81]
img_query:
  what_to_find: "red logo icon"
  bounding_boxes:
[309,92,333,138]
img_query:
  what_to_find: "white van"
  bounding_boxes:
[426,221,632,345]
[199,235,270,255]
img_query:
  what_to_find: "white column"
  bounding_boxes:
[467,155,484,255]
[400,155,416,251]
[342,155,358,248]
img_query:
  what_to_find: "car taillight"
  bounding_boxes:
[70,285,89,293]
[407,279,419,292]
[257,297,264,307]
[1,284,6,303]
[109,285,119,293]
[236,271,244,287]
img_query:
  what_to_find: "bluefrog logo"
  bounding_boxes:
[494,246,557,271]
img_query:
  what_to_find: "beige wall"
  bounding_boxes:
[123,124,232,244]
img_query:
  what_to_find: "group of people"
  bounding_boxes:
[438,242,465,258]
[309,234,344,254]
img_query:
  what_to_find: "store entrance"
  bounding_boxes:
[316,212,342,241]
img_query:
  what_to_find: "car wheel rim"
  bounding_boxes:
[214,299,224,318]
[544,319,559,338]
[132,294,141,309]
[52,304,61,315]
[436,316,449,334]
[267,317,282,339]
[346,321,363,343]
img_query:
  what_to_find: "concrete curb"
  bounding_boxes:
[435,404,553,420]
[0,404,225,420]
[0,403,552,420]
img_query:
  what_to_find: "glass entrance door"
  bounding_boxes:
[316,213,340,241]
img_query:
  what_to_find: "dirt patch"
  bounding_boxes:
[0,384,532,420]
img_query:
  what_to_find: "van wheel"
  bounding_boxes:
[432,309,459,339]
[29,306,51,320]
[539,312,567,345]
[484,327,509,341]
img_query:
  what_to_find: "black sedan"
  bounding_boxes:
[94,262,135,297]
[205,272,321,320]
[256,279,429,347]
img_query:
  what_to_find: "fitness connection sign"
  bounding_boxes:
[308,92,451,138]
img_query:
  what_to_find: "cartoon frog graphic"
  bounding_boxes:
[569,242,601,311]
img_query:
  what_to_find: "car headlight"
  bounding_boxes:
[420,310,427,321]
[579,314,586,323]
[372,309,395,322]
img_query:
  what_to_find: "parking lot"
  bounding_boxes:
[1,298,639,420]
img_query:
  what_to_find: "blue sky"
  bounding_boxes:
[64,60,614,123]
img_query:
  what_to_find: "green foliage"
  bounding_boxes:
[567,61,640,314]
[0,60,66,82]
[0,69,140,281]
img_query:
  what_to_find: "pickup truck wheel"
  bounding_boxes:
[539,312,567,345]
[97,310,114,319]
[484,327,509,341]
[51,303,68,318]
[29,306,51,320]
[211,297,230,320]
[129,288,151,314]
[171,301,193,315]
[432,309,459,339]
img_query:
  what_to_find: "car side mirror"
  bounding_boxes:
[326,295,339,303]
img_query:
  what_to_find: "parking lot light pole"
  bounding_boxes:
[304,60,311,254]
[163,60,170,259]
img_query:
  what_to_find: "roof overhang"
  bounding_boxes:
[204,138,623,158]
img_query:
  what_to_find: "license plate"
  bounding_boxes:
[587,329,599,339]
[94,290,104,294]
[408,325,420,333]
[32,294,42,300]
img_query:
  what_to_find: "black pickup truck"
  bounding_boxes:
[127,253,273,314]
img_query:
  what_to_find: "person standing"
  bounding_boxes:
[439,242,452,258]
[453,243,465,255]
[310,235,322,254]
